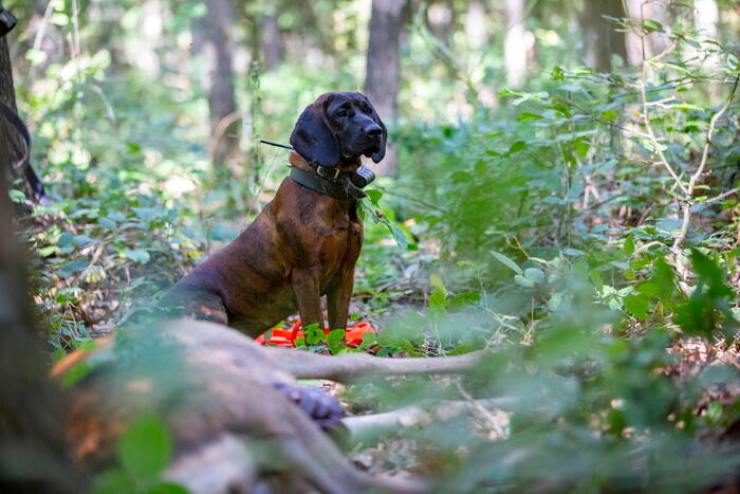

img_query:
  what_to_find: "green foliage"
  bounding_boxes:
[8,0,739,490]
[93,415,187,494]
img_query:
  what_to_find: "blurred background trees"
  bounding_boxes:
[5,0,734,178]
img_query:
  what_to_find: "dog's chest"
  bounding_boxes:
[317,219,363,281]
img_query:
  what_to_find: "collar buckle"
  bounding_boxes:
[316,166,341,182]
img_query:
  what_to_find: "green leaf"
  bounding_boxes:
[690,249,732,299]
[573,138,590,158]
[117,415,173,480]
[517,112,541,122]
[491,251,522,275]
[523,267,546,284]
[652,258,676,302]
[61,361,95,388]
[624,236,635,255]
[327,329,346,346]
[642,19,664,33]
[429,286,448,312]
[389,223,409,250]
[624,294,650,320]
[304,323,325,346]
[705,402,723,424]
[9,189,25,203]
[38,245,58,257]
[59,259,90,277]
[449,291,480,308]
[125,248,151,264]
[145,482,190,494]
[507,140,528,154]
[429,273,447,294]
[698,365,737,387]
[365,189,383,206]
[92,469,134,494]
[360,332,378,348]
[551,66,565,80]
[514,274,535,288]
[57,232,75,248]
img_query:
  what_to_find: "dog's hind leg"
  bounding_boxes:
[161,286,230,326]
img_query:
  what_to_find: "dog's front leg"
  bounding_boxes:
[291,267,324,330]
[326,268,354,331]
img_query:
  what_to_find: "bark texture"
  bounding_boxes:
[260,13,285,70]
[364,0,405,177]
[192,0,241,174]
[0,20,21,167]
[624,0,670,65]
[0,7,82,489]
[504,0,527,87]
[579,0,628,71]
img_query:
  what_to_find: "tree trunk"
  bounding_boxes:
[579,0,628,72]
[261,13,285,71]
[0,6,82,489]
[425,2,454,42]
[624,0,670,65]
[465,2,487,49]
[364,0,405,177]
[0,18,21,165]
[503,0,527,88]
[192,0,241,176]
[694,0,719,40]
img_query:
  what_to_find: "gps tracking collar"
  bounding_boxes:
[260,139,376,197]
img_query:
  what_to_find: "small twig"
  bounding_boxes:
[691,188,738,211]
[640,41,687,194]
[672,75,739,255]
[456,383,508,438]
[633,240,666,256]
[377,187,445,212]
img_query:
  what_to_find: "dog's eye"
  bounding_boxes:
[361,104,372,114]
[334,109,348,118]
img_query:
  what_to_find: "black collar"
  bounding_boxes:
[289,166,366,200]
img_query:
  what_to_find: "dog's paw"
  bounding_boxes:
[272,382,344,431]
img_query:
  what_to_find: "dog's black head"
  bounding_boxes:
[289,92,387,168]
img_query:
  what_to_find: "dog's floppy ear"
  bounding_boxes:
[290,98,340,167]
[371,114,387,164]
[364,96,387,164]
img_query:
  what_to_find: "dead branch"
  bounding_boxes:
[342,398,516,442]
[261,345,485,383]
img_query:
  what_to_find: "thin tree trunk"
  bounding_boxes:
[0,6,82,488]
[0,18,21,163]
[364,0,405,177]
[579,0,628,72]
[192,0,240,175]
[694,0,719,40]
[624,0,670,65]
[465,2,487,49]
[425,2,454,41]
[504,0,527,88]
[261,13,285,71]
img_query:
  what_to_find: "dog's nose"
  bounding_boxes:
[364,124,382,138]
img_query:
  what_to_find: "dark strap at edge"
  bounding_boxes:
[0,99,45,201]
[289,167,365,200]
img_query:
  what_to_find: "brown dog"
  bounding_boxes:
[164,92,387,336]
